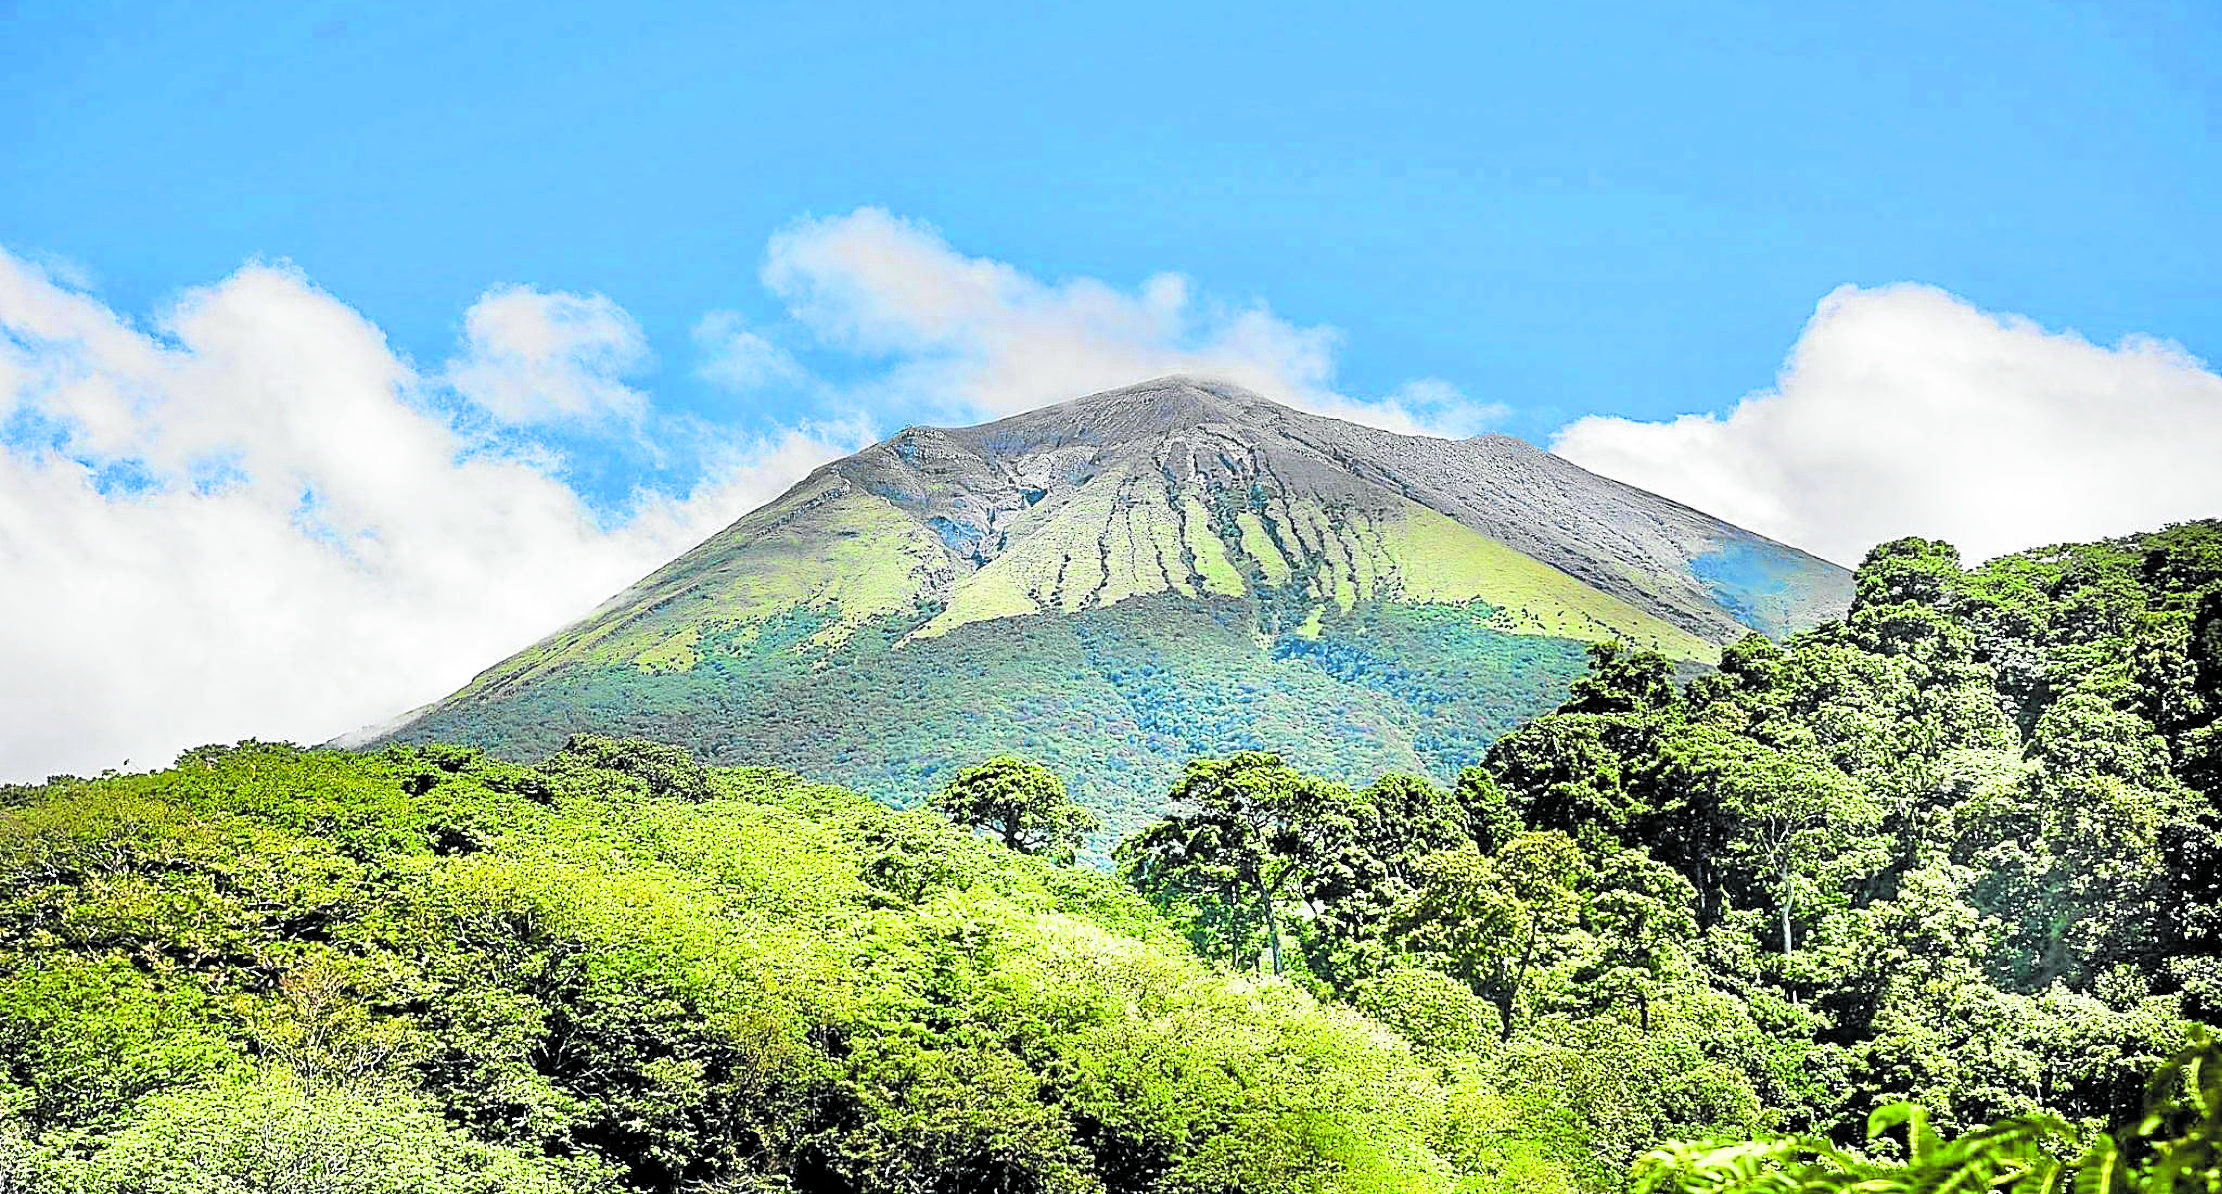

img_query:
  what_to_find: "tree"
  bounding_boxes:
[1301,772,1470,989]
[68,1076,572,1194]
[547,733,714,802]
[1639,727,1879,951]
[1566,641,1683,717]
[1717,746,1876,959]
[1350,772,1470,888]
[1845,538,1982,665]
[1454,767,1523,854]
[1484,713,1653,840]
[1382,849,1522,1030]
[1850,537,1965,613]
[1117,753,1362,975]
[1581,847,1699,1032]
[1383,832,1591,1038]
[931,755,1099,863]
[2193,588,2222,709]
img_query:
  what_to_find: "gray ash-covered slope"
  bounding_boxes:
[871,378,1843,642]
[383,376,1849,833]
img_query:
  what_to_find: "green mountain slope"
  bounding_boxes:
[380,377,1850,832]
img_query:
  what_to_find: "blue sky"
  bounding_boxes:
[7,0,2216,448]
[4,0,2222,777]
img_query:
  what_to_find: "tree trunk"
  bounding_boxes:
[1259,884,1284,976]
[1780,859,1794,955]
[1223,883,1241,971]
[1694,853,1719,930]
[1503,918,1541,1041]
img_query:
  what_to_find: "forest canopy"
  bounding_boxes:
[1120,521,2222,1151]
[0,738,1613,1193]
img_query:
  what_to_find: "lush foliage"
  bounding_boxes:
[931,754,1099,863]
[1636,1026,2222,1194]
[8,518,2218,1191]
[0,737,1610,1193]
[1114,520,2222,1175]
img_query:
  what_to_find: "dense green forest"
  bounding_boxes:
[2,520,2218,1191]
[1117,522,2222,1142]
[0,739,1614,1193]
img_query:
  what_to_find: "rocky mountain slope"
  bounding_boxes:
[380,376,1850,833]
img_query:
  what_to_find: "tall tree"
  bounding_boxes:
[1640,726,1880,950]
[931,755,1099,863]
[1117,752,1362,975]
[1581,847,1699,1032]
[1384,832,1590,1038]
[1302,772,1471,989]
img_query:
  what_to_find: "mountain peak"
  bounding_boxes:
[956,374,1278,448]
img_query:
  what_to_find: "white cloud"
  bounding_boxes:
[447,284,651,423]
[692,309,803,392]
[1371,377,1512,440]
[0,253,860,781]
[761,207,1497,438]
[1551,283,2222,566]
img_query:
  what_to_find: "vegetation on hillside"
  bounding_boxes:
[395,591,1602,844]
[1106,520,2222,1187]
[2,518,2216,1191]
[0,738,1616,1193]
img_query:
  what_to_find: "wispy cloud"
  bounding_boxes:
[756,206,1502,438]
[447,284,652,423]
[1552,283,2222,564]
[691,309,805,393]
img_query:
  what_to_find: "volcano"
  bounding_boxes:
[379,376,1850,832]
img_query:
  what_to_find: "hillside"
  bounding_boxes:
[380,377,1850,830]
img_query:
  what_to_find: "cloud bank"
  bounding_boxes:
[0,253,860,781]
[755,207,1504,437]
[1553,284,2222,565]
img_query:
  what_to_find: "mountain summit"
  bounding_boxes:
[383,376,1850,830]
